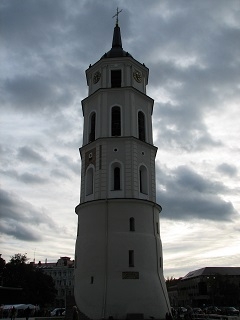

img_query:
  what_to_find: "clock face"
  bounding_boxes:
[93,71,101,84]
[133,70,142,83]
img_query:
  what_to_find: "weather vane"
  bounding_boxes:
[112,7,122,25]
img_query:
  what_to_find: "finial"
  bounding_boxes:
[112,7,122,25]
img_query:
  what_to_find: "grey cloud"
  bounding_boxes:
[0,189,56,240]
[1,0,239,274]
[55,155,80,175]
[0,221,41,241]
[1,0,68,48]
[0,189,53,225]
[217,163,238,177]
[18,146,47,164]
[1,169,48,185]
[50,169,70,180]
[19,172,48,184]
[156,165,237,221]
[153,102,222,152]
[174,166,227,194]
[145,3,240,153]
[3,75,73,112]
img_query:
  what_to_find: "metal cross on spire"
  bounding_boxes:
[112,7,122,25]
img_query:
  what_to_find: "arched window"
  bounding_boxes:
[114,167,121,190]
[139,165,148,194]
[86,167,94,195]
[110,162,123,192]
[89,112,96,142]
[130,217,135,231]
[138,111,146,142]
[112,106,121,136]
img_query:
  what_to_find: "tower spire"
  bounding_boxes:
[112,8,123,48]
[101,8,132,59]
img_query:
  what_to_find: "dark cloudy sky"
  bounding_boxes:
[1,0,240,278]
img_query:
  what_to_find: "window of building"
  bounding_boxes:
[138,111,146,142]
[89,112,96,142]
[111,70,121,88]
[112,106,121,136]
[86,167,94,195]
[129,250,134,267]
[130,217,135,231]
[114,167,121,190]
[139,165,148,194]
[156,222,159,234]
[110,162,123,191]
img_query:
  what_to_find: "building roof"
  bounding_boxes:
[101,23,132,59]
[181,267,240,280]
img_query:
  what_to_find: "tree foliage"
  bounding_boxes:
[165,276,181,288]
[1,253,57,306]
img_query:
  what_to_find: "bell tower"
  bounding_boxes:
[75,15,171,320]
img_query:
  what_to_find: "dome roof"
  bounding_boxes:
[101,23,132,59]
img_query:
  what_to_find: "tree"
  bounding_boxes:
[9,253,28,265]
[165,276,181,288]
[0,254,6,285]
[2,253,56,306]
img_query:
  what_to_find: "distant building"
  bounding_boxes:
[36,257,74,307]
[168,267,240,308]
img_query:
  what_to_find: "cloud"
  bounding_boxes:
[18,146,47,164]
[55,155,80,175]
[0,0,239,276]
[0,189,56,241]
[2,74,74,113]
[156,165,237,221]
[217,163,238,177]
[19,173,48,184]
[153,101,222,152]
[1,169,48,185]
[0,221,40,241]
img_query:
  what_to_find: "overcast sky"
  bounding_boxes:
[1,0,240,278]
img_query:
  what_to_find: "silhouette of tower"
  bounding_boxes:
[75,15,171,320]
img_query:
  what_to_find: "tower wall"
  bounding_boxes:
[75,199,170,319]
[80,137,157,203]
[75,21,171,320]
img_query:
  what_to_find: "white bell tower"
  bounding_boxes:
[74,15,171,320]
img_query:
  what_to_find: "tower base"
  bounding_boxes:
[75,198,171,320]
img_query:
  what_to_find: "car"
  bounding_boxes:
[178,307,187,313]
[177,307,187,318]
[220,307,239,316]
[193,308,203,314]
[205,306,221,314]
[50,308,65,316]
